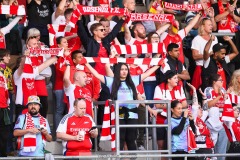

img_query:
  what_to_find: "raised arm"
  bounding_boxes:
[0,16,22,35]
[156,23,170,35]
[203,35,215,61]
[124,21,132,43]
[85,63,105,83]
[63,65,71,88]
[38,56,58,73]
[223,36,239,61]
[141,65,159,81]
[184,12,201,35]
[54,0,67,19]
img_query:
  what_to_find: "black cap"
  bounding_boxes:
[212,43,226,53]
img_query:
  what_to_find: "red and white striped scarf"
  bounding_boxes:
[83,57,165,67]
[100,100,116,151]
[48,24,77,48]
[222,95,235,122]
[23,112,46,152]
[0,5,26,15]
[111,43,166,55]
[68,5,174,27]
[162,2,203,11]
[188,127,198,153]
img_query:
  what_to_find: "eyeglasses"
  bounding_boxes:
[29,35,40,39]
[96,29,106,32]
[77,98,86,101]
[151,36,159,39]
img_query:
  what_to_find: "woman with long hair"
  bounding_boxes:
[204,73,228,160]
[191,18,218,92]
[228,69,240,104]
[170,100,195,160]
[153,70,187,153]
[53,36,71,131]
[83,61,160,150]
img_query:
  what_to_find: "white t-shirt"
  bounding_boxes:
[51,11,66,25]
[191,35,218,66]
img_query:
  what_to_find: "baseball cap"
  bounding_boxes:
[213,43,226,53]
[26,95,42,107]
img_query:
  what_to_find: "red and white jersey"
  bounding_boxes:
[64,84,93,116]
[0,72,9,108]
[195,117,214,149]
[204,87,226,108]
[14,68,39,105]
[126,37,147,45]
[56,113,96,156]
[153,83,186,124]
[160,29,186,64]
[0,35,6,49]
[224,119,240,142]
[229,91,240,105]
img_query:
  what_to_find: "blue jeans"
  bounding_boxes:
[53,90,66,129]
[215,128,228,160]
[143,81,157,108]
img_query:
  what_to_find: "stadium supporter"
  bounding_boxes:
[154,70,187,152]
[70,50,101,102]
[24,28,52,118]
[223,106,240,160]
[228,69,240,105]
[191,18,218,92]
[188,83,214,159]
[56,98,98,156]
[0,49,11,157]
[26,0,53,46]
[0,49,15,156]
[13,41,59,122]
[52,0,76,24]
[204,74,228,160]
[140,32,161,108]
[53,36,71,128]
[170,100,195,160]
[0,15,22,69]
[157,43,190,86]
[0,0,22,56]
[124,21,170,45]
[160,12,202,64]
[212,0,240,33]
[63,62,93,117]
[13,95,52,157]
[202,35,239,90]
[83,60,160,151]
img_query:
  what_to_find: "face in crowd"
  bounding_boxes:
[74,99,86,117]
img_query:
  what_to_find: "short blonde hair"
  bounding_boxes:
[229,69,240,94]
[27,28,40,39]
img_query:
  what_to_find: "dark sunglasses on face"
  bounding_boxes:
[97,29,106,32]
[29,36,38,39]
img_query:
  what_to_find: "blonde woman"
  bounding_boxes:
[228,69,240,105]
[191,18,218,91]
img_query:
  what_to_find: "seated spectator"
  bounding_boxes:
[13,95,52,157]
[170,100,195,160]
[56,98,98,156]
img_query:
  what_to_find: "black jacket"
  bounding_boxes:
[77,19,124,57]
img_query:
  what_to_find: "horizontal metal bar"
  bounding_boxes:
[212,32,235,36]
[2,153,240,159]
[119,124,168,128]
[120,150,169,153]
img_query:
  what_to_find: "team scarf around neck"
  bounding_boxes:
[0,5,26,15]
[68,5,174,27]
[23,112,47,152]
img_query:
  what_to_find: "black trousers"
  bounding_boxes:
[120,119,138,150]
[15,104,26,123]
[226,142,240,160]
[0,109,10,157]
[39,96,48,118]
[172,151,195,160]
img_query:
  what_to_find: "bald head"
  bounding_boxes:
[123,0,136,12]
[73,71,87,86]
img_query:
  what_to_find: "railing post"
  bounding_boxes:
[145,103,149,151]
[167,100,172,159]
[151,116,158,150]
[115,100,120,157]
[94,104,98,152]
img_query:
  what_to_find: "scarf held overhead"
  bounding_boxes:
[0,5,26,15]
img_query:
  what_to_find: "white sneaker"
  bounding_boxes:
[138,145,145,150]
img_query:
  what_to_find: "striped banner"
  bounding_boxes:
[0,5,25,15]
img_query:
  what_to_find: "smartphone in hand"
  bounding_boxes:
[89,126,97,132]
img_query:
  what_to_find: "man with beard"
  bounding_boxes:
[125,22,170,45]
[202,35,239,90]
[13,95,52,156]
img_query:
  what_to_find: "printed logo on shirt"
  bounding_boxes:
[26,82,34,90]
[71,122,76,125]
[84,121,89,124]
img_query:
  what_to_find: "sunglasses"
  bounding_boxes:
[96,29,106,32]
[29,35,39,39]
[77,98,86,101]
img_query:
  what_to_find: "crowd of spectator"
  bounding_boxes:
[1,0,240,159]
